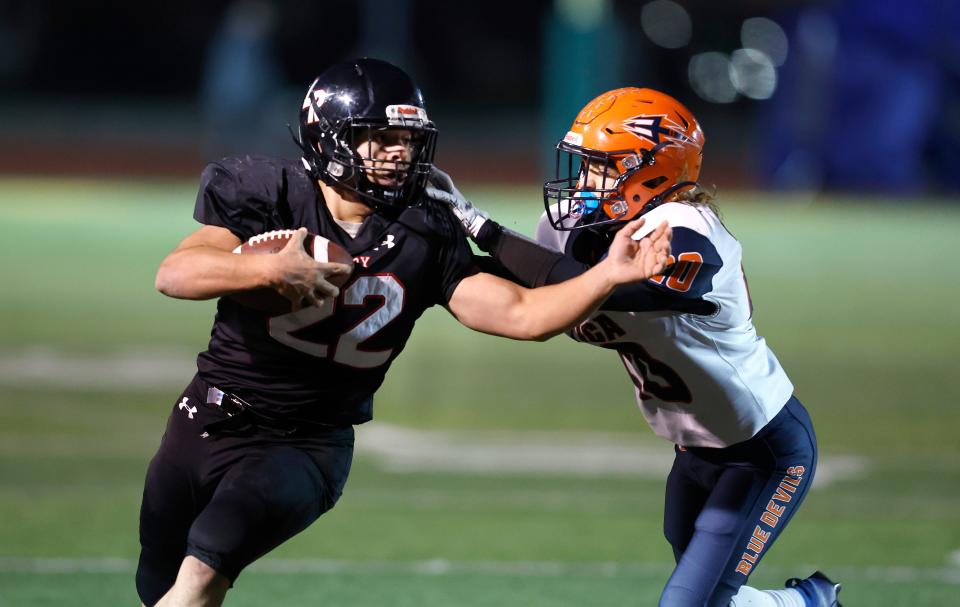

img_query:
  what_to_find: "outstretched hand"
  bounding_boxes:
[269,228,353,310]
[601,218,673,286]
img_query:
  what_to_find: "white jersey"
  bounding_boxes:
[536,202,793,448]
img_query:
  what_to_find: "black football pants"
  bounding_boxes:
[136,375,354,606]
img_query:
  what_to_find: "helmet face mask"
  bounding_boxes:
[545,142,651,230]
[543,88,705,231]
[296,58,438,211]
[320,121,437,206]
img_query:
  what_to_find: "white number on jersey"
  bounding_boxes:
[268,274,405,368]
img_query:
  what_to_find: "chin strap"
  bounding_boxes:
[639,180,699,215]
[290,123,393,211]
[289,124,320,180]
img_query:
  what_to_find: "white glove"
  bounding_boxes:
[425,167,489,239]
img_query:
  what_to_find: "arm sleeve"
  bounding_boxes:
[473,220,565,287]
[474,220,720,314]
[193,157,284,242]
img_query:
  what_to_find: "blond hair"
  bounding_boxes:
[671,183,720,218]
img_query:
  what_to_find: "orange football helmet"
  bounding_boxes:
[543,87,705,230]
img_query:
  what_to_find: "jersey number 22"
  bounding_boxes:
[268,274,404,368]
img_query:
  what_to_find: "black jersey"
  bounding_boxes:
[191,155,477,425]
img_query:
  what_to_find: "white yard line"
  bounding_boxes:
[0,347,196,390]
[0,557,958,584]
[0,349,869,487]
[355,423,869,488]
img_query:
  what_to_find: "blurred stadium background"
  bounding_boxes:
[1,1,958,605]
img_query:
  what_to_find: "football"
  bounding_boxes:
[228,230,354,314]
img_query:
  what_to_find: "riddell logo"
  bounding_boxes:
[734,465,806,576]
[563,131,584,146]
[386,104,428,126]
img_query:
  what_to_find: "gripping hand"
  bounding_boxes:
[425,167,489,239]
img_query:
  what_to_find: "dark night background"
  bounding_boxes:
[1,0,958,194]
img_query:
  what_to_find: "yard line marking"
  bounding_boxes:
[0,557,133,574]
[0,557,958,584]
[0,349,868,487]
[250,559,672,578]
[0,347,194,390]
[355,423,868,488]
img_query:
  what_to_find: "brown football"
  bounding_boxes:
[228,230,354,314]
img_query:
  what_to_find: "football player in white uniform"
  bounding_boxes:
[427,88,842,607]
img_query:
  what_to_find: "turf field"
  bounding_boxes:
[0,177,958,606]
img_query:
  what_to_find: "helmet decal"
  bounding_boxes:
[302,88,334,125]
[622,114,697,147]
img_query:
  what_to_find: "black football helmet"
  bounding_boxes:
[296,58,438,210]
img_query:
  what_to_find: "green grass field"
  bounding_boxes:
[1,177,959,606]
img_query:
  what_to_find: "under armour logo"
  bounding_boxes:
[373,234,396,251]
[178,397,197,419]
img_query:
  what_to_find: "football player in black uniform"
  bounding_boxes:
[137,58,673,607]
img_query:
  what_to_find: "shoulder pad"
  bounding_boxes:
[632,202,713,240]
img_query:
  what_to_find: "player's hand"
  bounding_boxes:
[600,218,672,286]
[425,166,490,239]
[267,228,353,310]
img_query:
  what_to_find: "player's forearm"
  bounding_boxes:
[155,246,275,300]
[509,262,618,341]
